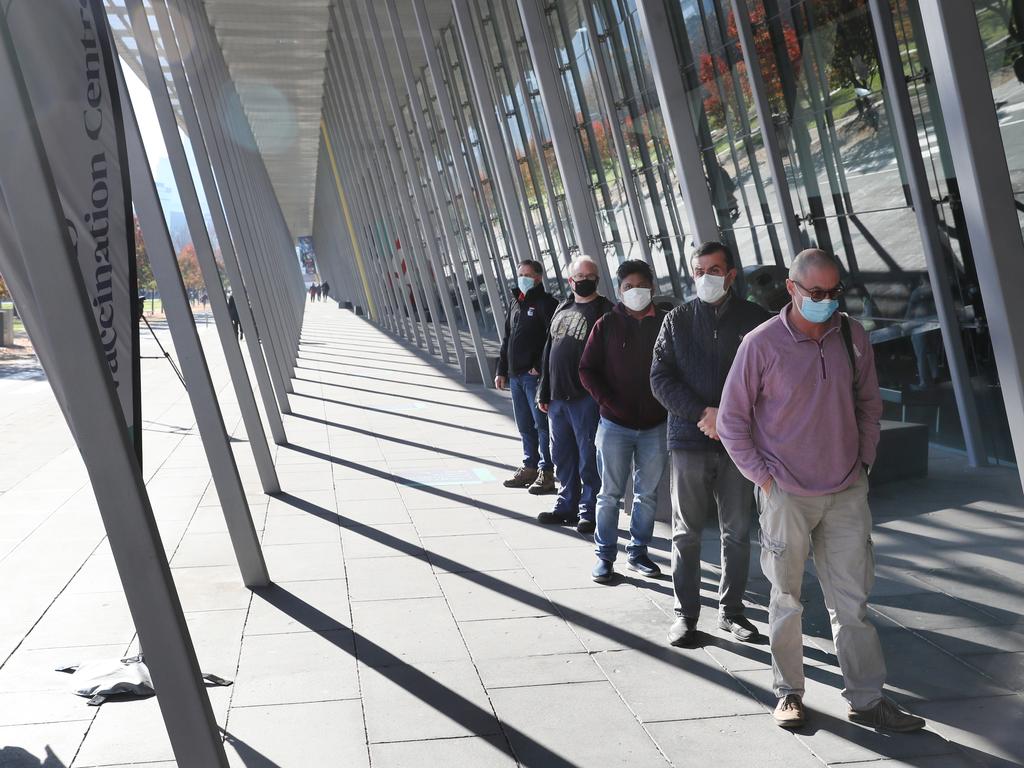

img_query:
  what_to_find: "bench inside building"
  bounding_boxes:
[874,418,929,485]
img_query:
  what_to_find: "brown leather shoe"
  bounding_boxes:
[773,694,806,728]
[503,466,538,488]
[528,469,556,495]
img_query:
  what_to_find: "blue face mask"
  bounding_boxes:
[517,276,536,294]
[798,293,839,323]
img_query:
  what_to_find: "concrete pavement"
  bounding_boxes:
[0,303,1023,766]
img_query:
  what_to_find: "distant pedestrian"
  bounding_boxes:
[579,259,668,584]
[227,292,243,340]
[322,281,331,301]
[314,283,322,302]
[309,284,317,302]
[650,242,769,648]
[718,248,925,733]
[495,259,558,495]
[536,255,613,533]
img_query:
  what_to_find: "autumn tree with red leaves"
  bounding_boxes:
[699,6,802,128]
[176,244,204,294]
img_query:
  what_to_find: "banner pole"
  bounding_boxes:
[0,11,228,764]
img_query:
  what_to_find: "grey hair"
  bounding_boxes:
[789,248,840,281]
[568,254,599,275]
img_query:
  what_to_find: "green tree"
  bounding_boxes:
[134,216,156,292]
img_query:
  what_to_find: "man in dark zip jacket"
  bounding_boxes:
[580,260,668,584]
[650,242,770,648]
[536,255,614,533]
[495,259,559,493]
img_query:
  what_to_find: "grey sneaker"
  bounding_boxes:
[718,614,760,643]
[848,698,925,732]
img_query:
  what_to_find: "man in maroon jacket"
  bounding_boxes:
[580,260,668,584]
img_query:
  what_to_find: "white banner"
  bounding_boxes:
[4,0,139,454]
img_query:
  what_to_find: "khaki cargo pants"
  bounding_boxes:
[756,469,886,711]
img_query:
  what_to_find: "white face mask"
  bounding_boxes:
[695,273,727,304]
[621,286,652,312]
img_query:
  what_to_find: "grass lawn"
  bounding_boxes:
[0,300,24,334]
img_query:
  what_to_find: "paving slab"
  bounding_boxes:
[489,680,670,767]
[436,569,553,622]
[458,616,585,660]
[369,734,516,768]
[647,714,823,767]
[5,306,1024,768]
[475,652,606,690]
[424,533,522,573]
[224,699,369,768]
[352,597,469,667]
[594,647,765,723]
[245,579,350,635]
[407,506,495,537]
[0,721,86,767]
[261,541,345,582]
[345,555,442,602]
[913,694,1024,767]
[732,667,959,764]
[359,659,499,743]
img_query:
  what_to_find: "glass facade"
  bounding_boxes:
[311,0,1022,464]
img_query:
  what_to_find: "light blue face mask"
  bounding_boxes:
[798,293,839,323]
[517,276,536,294]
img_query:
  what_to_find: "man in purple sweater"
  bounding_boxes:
[718,249,924,733]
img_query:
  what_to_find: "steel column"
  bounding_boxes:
[634,0,720,246]
[919,0,1024,479]
[515,0,614,289]
[140,0,282,490]
[381,0,491,382]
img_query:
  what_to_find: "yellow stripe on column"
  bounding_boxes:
[321,119,375,319]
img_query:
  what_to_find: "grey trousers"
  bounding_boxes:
[756,469,886,711]
[670,448,754,619]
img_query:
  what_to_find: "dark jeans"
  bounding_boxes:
[549,395,600,519]
[510,372,550,470]
[670,448,754,619]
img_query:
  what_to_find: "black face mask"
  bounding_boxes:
[572,279,598,298]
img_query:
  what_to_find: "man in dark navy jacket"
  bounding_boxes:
[496,259,558,494]
[650,242,770,648]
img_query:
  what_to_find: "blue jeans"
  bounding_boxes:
[510,373,551,470]
[549,395,601,519]
[594,418,668,562]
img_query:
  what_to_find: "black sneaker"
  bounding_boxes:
[576,516,595,535]
[592,558,614,584]
[667,616,699,647]
[718,614,760,643]
[848,698,925,732]
[536,511,576,525]
[627,554,661,578]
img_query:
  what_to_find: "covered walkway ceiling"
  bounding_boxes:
[202,0,457,239]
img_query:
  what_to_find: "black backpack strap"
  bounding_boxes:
[840,313,857,397]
